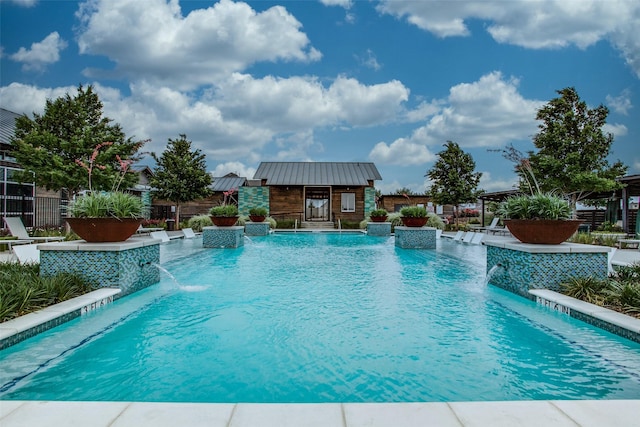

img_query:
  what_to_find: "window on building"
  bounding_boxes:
[341,193,355,212]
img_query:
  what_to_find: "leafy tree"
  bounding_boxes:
[426,141,483,226]
[11,85,143,198]
[394,187,416,195]
[150,134,212,226]
[528,87,627,213]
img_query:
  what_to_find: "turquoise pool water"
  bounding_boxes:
[1,233,639,402]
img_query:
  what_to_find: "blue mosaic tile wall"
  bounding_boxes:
[245,222,270,236]
[367,222,391,236]
[203,226,244,248]
[40,245,160,295]
[238,187,269,216]
[364,187,376,216]
[486,246,608,297]
[395,226,436,249]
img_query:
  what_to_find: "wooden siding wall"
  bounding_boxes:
[379,195,432,213]
[332,186,366,222]
[269,186,304,222]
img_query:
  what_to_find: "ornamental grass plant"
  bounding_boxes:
[0,262,96,322]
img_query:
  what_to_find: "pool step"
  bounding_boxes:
[300,221,334,229]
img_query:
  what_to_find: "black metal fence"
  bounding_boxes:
[1,195,68,230]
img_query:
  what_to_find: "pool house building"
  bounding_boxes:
[242,161,383,227]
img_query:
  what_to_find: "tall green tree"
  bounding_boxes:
[426,141,483,226]
[150,134,212,226]
[528,87,627,213]
[394,187,416,195]
[11,85,143,198]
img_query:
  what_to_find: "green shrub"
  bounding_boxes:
[339,220,360,229]
[560,276,610,306]
[400,206,428,218]
[187,214,213,232]
[497,193,571,220]
[209,205,239,217]
[596,221,624,233]
[69,191,146,219]
[248,207,268,216]
[0,262,96,322]
[426,213,445,230]
[369,209,388,217]
[276,219,296,229]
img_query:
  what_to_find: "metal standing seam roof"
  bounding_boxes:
[211,176,246,192]
[253,162,382,186]
[0,108,22,145]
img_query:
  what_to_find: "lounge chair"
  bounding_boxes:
[471,233,484,245]
[1,238,34,252]
[435,229,443,239]
[150,230,183,243]
[452,231,464,241]
[182,228,198,239]
[3,217,65,242]
[13,243,40,264]
[136,225,164,234]
[462,231,475,243]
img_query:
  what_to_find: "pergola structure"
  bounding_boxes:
[477,189,518,226]
[619,174,640,235]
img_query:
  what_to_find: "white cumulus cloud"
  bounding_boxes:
[370,71,543,167]
[210,162,256,179]
[75,0,321,90]
[376,0,640,77]
[606,90,633,115]
[10,32,67,71]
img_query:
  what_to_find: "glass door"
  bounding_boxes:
[305,187,330,221]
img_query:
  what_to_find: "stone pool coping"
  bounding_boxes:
[530,289,640,343]
[1,399,639,426]
[0,288,121,350]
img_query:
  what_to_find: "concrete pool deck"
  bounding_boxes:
[2,399,640,426]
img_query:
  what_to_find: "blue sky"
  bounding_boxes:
[1,0,638,194]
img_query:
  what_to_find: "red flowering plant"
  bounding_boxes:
[209,188,239,217]
[69,142,146,219]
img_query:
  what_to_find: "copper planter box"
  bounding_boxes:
[400,217,428,227]
[66,217,141,243]
[210,216,239,227]
[504,219,583,244]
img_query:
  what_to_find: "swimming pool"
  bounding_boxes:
[1,233,639,402]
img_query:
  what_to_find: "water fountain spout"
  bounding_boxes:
[485,263,505,286]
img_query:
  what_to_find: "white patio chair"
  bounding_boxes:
[4,217,65,242]
[13,243,40,264]
[462,232,475,243]
[182,228,198,239]
[452,231,464,241]
[435,229,443,239]
[471,233,484,245]
[150,231,171,243]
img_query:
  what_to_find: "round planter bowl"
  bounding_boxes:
[401,217,428,227]
[66,217,141,243]
[249,215,266,223]
[504,219,583,244]
[369,216,388,223]
[210,216,239,227]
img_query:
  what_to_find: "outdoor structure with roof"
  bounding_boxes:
[0,108,59,228]
[248,162,382,225]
